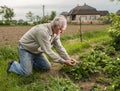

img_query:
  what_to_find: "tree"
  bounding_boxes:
[26,11,34,22]
[3,7,15,21]
[0,6,5,20]
[32,15,41,22]
[0,5,15,25]
[35,15,41,22]
[50,11,56,20]
[40,15,50,23]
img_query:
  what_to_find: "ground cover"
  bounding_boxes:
[1,25,119,91]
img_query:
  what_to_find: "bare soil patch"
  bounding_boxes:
[0,26,31,45]
[0,25,108,45]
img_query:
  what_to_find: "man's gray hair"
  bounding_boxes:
[51,15,67,30]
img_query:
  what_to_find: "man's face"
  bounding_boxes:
[52,25,64,35]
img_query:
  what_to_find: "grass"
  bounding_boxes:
[0,28,110,91]
[0,46,18,61]
[62,29,110,55]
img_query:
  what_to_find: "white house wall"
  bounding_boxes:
[67,15,101,24]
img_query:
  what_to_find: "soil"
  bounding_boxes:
[0,25,108,45]
[0,25,108,91]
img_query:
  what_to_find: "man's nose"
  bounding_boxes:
[60,30,63,33]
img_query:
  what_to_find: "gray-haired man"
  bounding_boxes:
[7,15,76,76]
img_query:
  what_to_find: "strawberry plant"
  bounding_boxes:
[103,56,120,91]
[105,76,120,91]
[93,45,105,52]
[62,49,111,81]
[106,46,116,56]
[104,57,120,78]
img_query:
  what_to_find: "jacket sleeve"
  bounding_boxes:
[36,30,65,63]
[53,37,70,60]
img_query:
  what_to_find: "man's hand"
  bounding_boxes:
[64,59,76,66]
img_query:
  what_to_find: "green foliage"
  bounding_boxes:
[38,15,50,24]
[0,25,120,90]
[62,49,111,81]
[108,14,120,50]
[105,76,120,91]
[61,33,79,42]
[93,45,105,52]
[0,20,3,25]
[96,77,112,85]
[104,57,120,78]
[62,29,109,56]
[106,46,116,56]
[0,5,15,21]
[91,84,103,91]
[83,30,108,40]
[23,21,29,25]
[23,80,47,91]
[50,11,56,20]
[0,46,18,60]
[26,11,34,22]
[98,16,111,24]
[62,41,120,90]
[47,76,80,91]
[0,45,80,91]
[64,42,90,55]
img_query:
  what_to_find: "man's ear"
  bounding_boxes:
[53,25,57,28]
[52,25,56,32]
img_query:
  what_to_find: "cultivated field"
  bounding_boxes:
[0,24,110,91]
[0,25,108,45]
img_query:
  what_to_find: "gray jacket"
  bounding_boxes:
[19,23,70,63]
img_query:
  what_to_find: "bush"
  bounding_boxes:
[108,14,120,50]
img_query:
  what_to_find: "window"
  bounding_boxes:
[90,16,96,20]
[80,16,87,21]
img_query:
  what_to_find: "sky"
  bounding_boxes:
[0,0,120,20]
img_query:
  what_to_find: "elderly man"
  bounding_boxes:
[7,15,76,76]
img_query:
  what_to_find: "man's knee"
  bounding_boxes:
[42,64,51,71]
[46,65,51,70]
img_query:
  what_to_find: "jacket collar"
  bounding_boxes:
[47,23,53,36]
[46,23,60,38]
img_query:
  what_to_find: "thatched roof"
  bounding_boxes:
[98,11,109,16]
[60,12,69,16]
[69,4,99,15]
[116,10,120,15]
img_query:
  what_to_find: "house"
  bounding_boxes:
[60,12,68,18]
[61,4,109,24]
[98,11,109,16]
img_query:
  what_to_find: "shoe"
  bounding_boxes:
[6,61,14,73]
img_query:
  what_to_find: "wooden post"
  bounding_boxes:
[43,5,45,17]
[79,17,82,42]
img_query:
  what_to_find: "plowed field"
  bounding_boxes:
[0,25,108,45]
